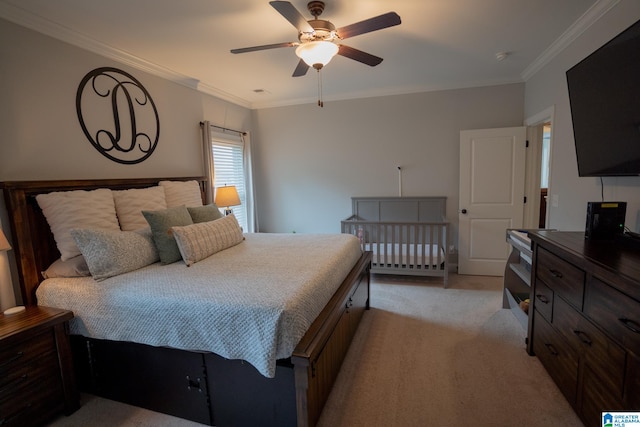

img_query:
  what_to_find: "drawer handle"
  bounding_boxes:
[619,318,640,334]
[544,343,559,356]
[535,294,549,304]
[0,351,24,370]
[0,374,28,396]
[548,269,563,278]
[573,330,592,346]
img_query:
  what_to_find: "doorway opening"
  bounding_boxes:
[539,123,551,228]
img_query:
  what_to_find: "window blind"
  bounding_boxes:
[211,135,248,230]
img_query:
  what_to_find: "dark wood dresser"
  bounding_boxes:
[527,231,640,427]
[0,306,79,426]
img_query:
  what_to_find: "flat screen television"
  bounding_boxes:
[566,18,640,177]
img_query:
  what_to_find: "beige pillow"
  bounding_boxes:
[172,214,244,266]
[159,180,203,208]
[36,189,120,260]
[113,186,167,231]
[42,255,91,279]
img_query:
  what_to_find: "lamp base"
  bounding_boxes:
[3,306,26,315]
[224,208,233,216]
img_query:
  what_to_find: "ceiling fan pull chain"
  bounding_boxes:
[317,69,324,107]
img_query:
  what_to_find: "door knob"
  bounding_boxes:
[461,209,467,214]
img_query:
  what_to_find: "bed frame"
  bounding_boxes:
[0,177,372,427]
[341,196,449,287]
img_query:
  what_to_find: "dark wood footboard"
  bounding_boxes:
[293,250,371,427]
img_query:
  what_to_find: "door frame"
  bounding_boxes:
[524,106,555,229]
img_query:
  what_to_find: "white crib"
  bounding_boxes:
[341,197,449,287]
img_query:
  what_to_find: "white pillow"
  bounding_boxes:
[36,189,120,261]
[113,186,167,231]
[159,180,203,208]
[171,214,244,266]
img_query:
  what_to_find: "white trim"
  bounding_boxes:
[524,106,557,229]
[521,0,620,81]
[525,105,555,127]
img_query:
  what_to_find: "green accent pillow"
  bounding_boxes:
[142,205,193,264]
[188,204,223,223]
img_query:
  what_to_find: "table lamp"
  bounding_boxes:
[1,229,24,315]
[215,185,241,216]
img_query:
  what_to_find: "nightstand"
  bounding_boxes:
[0,306,79,426]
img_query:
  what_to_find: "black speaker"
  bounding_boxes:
[585,201,626,240]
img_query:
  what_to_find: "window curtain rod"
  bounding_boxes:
[199,121,246,136]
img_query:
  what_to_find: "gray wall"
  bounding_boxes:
[0,19,252,181]
[251,84,525,245]
[524,0,640,232]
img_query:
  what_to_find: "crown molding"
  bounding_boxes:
[521,0,620,81]
[0,2,252,109]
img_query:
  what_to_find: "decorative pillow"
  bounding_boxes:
[41,255,91,279]
[36,189,120,261]
[113,186,167,231]
[159,180,203,208]
[142,205,194,264]
[70,228,159,281]
[188,204,223,223]
[172,214,244,266]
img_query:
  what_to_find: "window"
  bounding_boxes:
[211,133,249,230]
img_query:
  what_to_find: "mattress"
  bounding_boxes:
[36,233,362,378]
[365,242,444,267]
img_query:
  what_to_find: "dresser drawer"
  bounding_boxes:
[0,330,56,374]
[581,364,625,427]
[533,310,579,405]
[533,279,554,322]
[0,349,59,403]
[553,295,626,398]
[0,374,64,426]
[626,353,640,408]
[536,247,585,309]
[584,277,640,357]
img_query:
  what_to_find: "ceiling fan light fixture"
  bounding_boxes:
[295,41,339,68]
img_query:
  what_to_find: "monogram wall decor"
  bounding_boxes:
[76,67,160,164]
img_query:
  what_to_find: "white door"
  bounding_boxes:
[458,127,526,275]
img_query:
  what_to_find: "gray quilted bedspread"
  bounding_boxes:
[37,233,363,377]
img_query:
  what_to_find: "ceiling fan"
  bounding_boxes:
[230,1,401,77]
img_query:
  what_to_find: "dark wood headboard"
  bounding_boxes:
[0,177,208,306]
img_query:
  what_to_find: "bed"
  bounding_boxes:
[0,177,372,427]
[341,196,449,287]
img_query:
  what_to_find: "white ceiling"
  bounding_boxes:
[1,0,606,109]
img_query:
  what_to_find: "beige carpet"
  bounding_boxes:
[48,273,583,427]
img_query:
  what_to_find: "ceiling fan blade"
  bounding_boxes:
[338,45,383,67]
[269,1,314,33]
[337,12,401,40]
[292,59,310,77]
[230,42,296,54]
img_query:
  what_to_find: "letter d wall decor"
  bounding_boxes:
[76,67,160,164]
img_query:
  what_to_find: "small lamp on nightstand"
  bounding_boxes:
[0,229,24,315]
[215,185,241,216]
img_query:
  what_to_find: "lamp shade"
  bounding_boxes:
[295,41,339,67]
[0,229,11,252]
[215,185,241,208]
